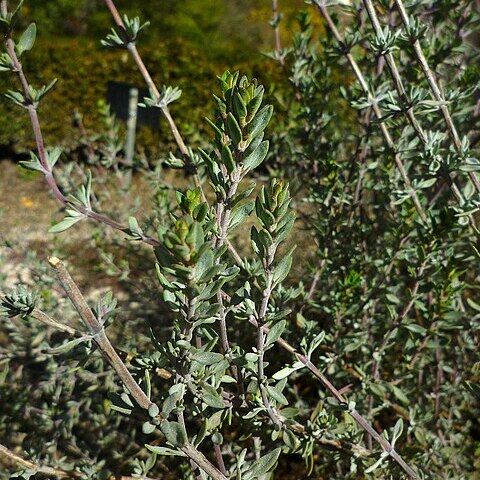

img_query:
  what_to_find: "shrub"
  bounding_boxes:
[1,0,479,479]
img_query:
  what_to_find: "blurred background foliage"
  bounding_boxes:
[0,0,315,154]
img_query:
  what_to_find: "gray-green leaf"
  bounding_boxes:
[145,445,187,457]
[272,248,295,287]
[16,23,36,56]
[160,420,187,447]
[265,320,286,347]
[244,448,281,480]
[243,140,269,172]
[247,104,273,140]
[192,351,224,365]
[49,214,83,233]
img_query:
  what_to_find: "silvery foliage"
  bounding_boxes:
[2,0,480,478]
[269,2,480,477]
[0,10,310,473]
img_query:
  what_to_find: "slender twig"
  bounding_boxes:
[213,444,228,477]
[105,0,249,265]
[0,442,83,478]
[181,444,228,480]
[2,25,161,248]
[361,0,474,216]
[102,0,187,157]
[211,177,242,385]
[299,265,323,314]
[102,0,245,266]
[102,1,196,180]
[74,109,97,162]
[8,302,141,366]
[5,37,65,204]
[30,308,78,337]
[48,256,154,410]
[0,442,158,480]
[313,2,428,223]
[248,318,421,479]
[47,257,228,480]
[434,348,443,418]
[256,246,284,429]
[271,0,285,66]
[393,0,480,193]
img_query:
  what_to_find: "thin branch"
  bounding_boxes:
[434,348,443,418]
[393,0,480,193]
[48,256,153,410]
[213,444,228,477]
[313,2,428,223]
[73,109,97,162]
[47,257,228,480]
[103,3,193,175]
[105,0,189,157]
[248,318,421,479]
[103,0,245,267]
[181,444,228,480]
[211,177,242,386]
[271,0,285,66]
[0,442,158,480]
[30,308,78,337]
[14,303,139,366]
[299,264,323,314]
[3,25,160,248]
[256,246,284,429]
[0,442,82,478]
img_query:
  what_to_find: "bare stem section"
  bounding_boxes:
[2,21,160,248]
[48,256,153,411]
[47,257,227,480]
[0,443,82,478]
[271,0,284,66]
[0,442,159,479]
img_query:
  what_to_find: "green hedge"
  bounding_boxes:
[0,37,281,155]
